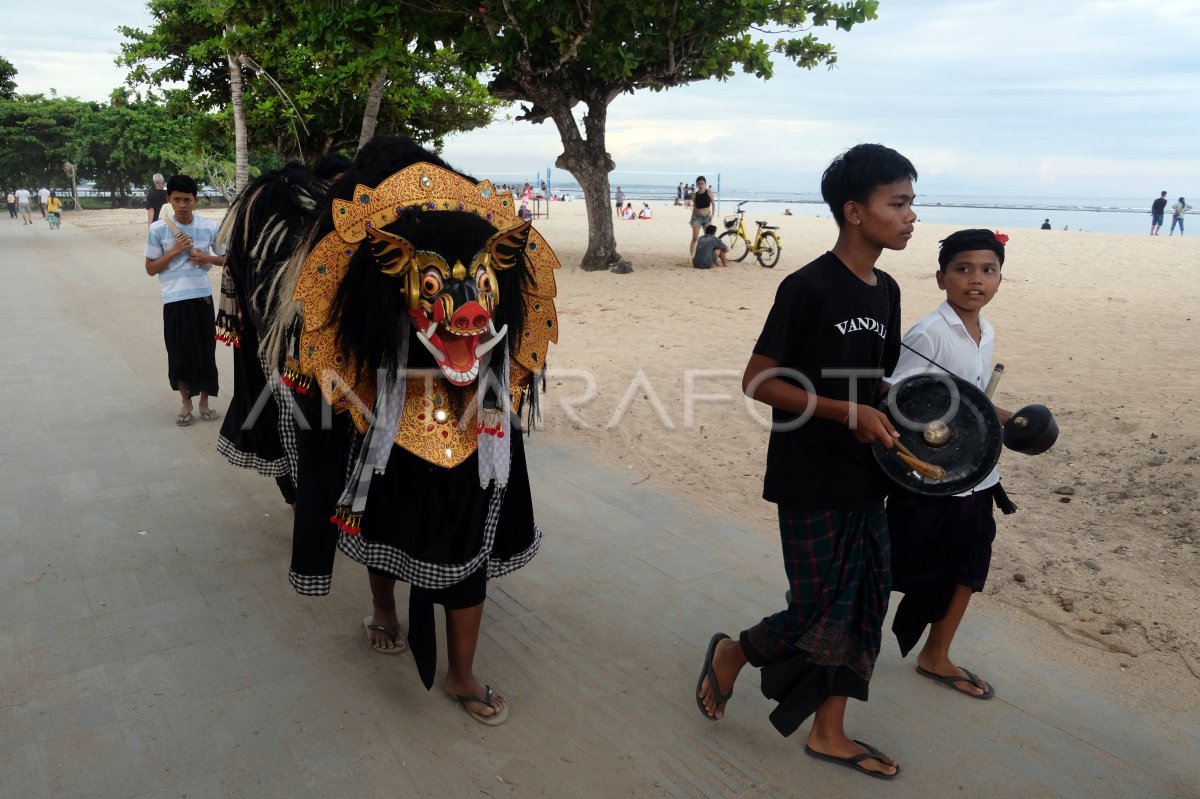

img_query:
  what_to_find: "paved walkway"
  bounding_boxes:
[0,214,1196,798]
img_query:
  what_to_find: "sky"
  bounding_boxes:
[3,0,1198,201]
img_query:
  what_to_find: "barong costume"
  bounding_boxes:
[145,215,223,397]
[886,298,1014,657]
[742,252,900,737]
[269,157,559,688]
[215,165,322,489]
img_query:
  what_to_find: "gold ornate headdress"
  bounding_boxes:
[288,163,559,468]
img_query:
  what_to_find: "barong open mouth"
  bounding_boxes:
[411,309,507,386]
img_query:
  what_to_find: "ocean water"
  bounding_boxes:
[538,180,1157,235]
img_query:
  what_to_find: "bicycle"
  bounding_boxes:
[719,201,782,268]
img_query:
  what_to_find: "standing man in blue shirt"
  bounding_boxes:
[144,175,225,426]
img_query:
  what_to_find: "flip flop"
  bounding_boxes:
[175,411,193,427]
[199,408,220,421]
[915,665,995,699]
[362,616,406,655]
[447,685,508,726]
[695,632,733,721]
[804,739,901,780]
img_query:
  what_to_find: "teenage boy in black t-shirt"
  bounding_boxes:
[696,143,916,781]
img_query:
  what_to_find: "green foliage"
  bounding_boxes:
[119,0,501,159]
[0,94,193,205]
[0,56,17,100]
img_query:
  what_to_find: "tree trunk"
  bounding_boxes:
[544,96,631,273]
[357,67,388,154]
[228,51,249,192]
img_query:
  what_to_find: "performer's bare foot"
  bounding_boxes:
[915,653,989,697]
[444,673,506,719]
[806,731,899,778]
[365,607,405,652]
[698,637,746,720]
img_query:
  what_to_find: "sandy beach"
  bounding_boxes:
[71,200,1200,694]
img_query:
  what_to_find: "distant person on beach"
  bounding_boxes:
[145,173,168,227]
[37,186,49,218]
[1150,191,1168,235]
[696,143,916,780]
[1169,196,1191,236]
[614,186,625,215]
[144,174,225,426]
[688,176,715,258]
[684,184,693,207]
[1040,218,1051,230]
[15,187,33,224]
[6,189,15,219]
[622,202,636,220]
[885,228,1016,704]
[639,202,653,220]
[692,224,729,268]
[676,183,684,205]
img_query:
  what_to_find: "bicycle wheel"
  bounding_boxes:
[720,230,749,262]
[756,232,781,268]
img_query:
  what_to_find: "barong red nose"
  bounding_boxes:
[451,301,489,333]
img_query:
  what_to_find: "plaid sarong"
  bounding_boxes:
[742,504,891,683]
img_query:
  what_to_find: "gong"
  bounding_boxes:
[872,373,1003,496]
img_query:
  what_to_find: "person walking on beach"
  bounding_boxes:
[15,187,33,224]
[688,176,715,258]
[144,174,224,426]
[1169,196,1191,236]
[695,143,916,780]
[37,186,50,218]
[1150,191,1168,235]
[5,189,15,219]
[614,185,625,216]
[885,228,1017,704]
[145,173,168,227]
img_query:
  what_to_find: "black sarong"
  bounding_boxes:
[887,488,997,657]
[162,297,218,397]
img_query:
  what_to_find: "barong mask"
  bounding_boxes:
[365,219,531,386]
[289,162,559,474]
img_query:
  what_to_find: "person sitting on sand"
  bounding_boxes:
[695,143,916,780]
[691,224,729,268]
[639,203,653,220]
[885,228,1017,703]
[622,202,636,220]
[1040,219,1051,230]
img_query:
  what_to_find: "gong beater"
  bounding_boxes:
[872,373,1003,496]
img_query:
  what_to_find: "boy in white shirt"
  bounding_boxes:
[885,228,1015,700]
[144,175,226,425]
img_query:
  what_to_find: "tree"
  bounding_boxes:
[403,0,878,272]
[119,0,499,169]
[0,95,90,188]
[0,56,17,100]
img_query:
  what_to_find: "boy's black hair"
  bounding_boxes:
[704,224,717,235]
[937,228,1005,271]
[166,174,198,196]
[313,152,353,181]
[696,175,706,184]
[820,144,917,226]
